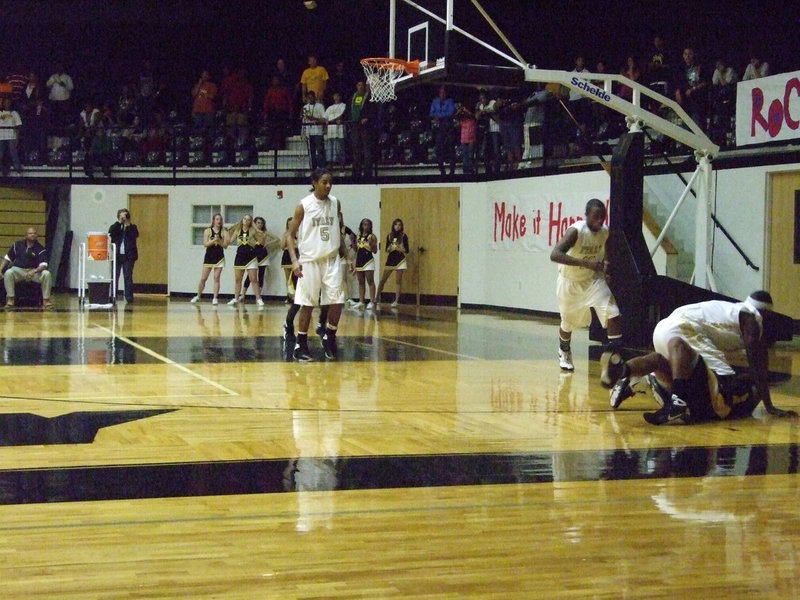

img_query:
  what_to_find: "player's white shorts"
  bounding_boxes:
[556,276,619,332]
[652,316,733,375]
[294,254,347,307]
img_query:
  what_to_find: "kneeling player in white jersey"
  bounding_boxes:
[285,168,352,361]
[550,198,623,380]
[609,290,798,425]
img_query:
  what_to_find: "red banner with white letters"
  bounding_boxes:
[736,70,800,146]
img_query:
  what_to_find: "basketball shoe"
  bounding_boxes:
[322,333,338,360]
[643,395,689,425]
[293,340,313,362]
[645,373,669,407]
[558,348,574,371]
[609,376,635,409]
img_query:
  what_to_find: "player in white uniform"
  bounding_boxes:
[550,199,623,377]
[609,291,798,425]
[285,169,352,361]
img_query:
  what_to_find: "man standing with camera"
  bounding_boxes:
[108,208,139,303]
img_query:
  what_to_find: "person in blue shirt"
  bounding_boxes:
[429,85,456,176]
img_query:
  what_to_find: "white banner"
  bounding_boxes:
[736,70,800,146]
[490,192,609,252]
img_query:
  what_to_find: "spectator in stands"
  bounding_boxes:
[301,90,326,169]
[711,58,738,100]
[78,100,101,149]
[191,69,217,137]
[328,61,354,104]
[476,89,501,176]
[23,72,41,110]
[568,55,592,142]
[117,84,137,126]
[710,59,739,146]
[742,56,769,81]
[273,58,300,125]
[300,55,329,102]
[21,98,49,160]
[263,75,293,150]
[675,47,709,130]
[223,68,254,144]
[84,125,113,179]
[122,115,145,154]
[619,55,641,102]
[46,63,74,130]
[0,97,23,175]
[456,104,477,175]
[273,58,291,86]
[496,95,525,170]
[645,35,673,97]
[140,124,167,157]
[137,60,158,116]
[324,91,346,166]
[350,80,377,180]
[5,67,28,112]
[430,85,456,177]
[591,59,612,138]
[99,101,116,129]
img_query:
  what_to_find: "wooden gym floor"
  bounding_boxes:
[0,295,799,599]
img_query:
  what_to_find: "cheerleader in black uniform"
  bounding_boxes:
[227,214,264,306]
[354,218,378,310]
[191,212,229,305]
[376,218,409,309]
[280,217,298,303]
[242,216,281,298]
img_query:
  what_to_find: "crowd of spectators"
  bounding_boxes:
[0,40,781,177]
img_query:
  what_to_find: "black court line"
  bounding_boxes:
[0,444,796,505]
[0,331,553,366]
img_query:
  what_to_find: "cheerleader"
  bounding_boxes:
[376,218,409,309]
[191,212,229,305]
[280,217,298,303]
[242,216,280,298]
[227,214,264,306]
[353,218,378,310]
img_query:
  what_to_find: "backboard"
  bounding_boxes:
[387,0,527,91]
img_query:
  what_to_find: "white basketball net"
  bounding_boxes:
[361,59,408,103]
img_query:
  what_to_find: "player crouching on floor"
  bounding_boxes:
[609,290,798,425]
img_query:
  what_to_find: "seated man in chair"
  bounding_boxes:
[1,227,54,309]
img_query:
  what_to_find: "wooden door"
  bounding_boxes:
[380,187,459,306]
[0,187,45,250]
[768,171,800,319]
[128,194,169,294]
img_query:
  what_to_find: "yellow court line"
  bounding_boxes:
[379,336,483,361]
[93,325,239,396]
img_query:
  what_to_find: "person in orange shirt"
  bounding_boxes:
[191,69,217,136]
[263,75,293,150]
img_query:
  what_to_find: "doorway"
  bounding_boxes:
[379,187,459,306]
[128,194,169,294]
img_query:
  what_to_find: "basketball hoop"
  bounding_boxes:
[360,58,419,103]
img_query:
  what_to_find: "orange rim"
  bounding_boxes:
[360,57,420,76]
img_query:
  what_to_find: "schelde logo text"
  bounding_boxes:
[571,77,612,102]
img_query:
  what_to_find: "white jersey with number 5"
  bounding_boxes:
[297,193,340,262]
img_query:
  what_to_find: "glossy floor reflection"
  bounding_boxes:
[1,296,799,598]
[1,443,797,505]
